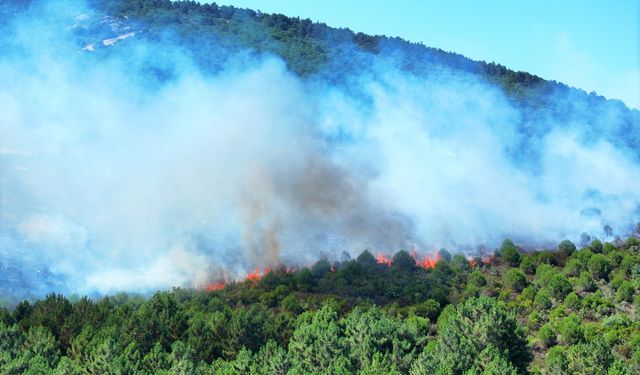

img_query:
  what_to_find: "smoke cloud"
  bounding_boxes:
[1,1,638,299]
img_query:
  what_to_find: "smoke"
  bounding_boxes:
[1,0,638,298]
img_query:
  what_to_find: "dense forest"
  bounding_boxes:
[2,1,640,374]
[1,236,639,374]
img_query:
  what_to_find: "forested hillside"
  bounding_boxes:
[2,0,637,106]
[89,0,636,116]
[3,0,634,154]
[1,1,640,374]
[1,237,639,373]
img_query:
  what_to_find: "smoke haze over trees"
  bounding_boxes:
[0,0,639,299]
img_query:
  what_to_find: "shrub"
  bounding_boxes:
[545,346,567,373]
[564,337,614,374]
[505,269,528,292]
[468,270,487,287]
[500,239,521,266]
[519,255,536,275]
[624,237,639,249]
[535,264,555,279]
[413,299,441,322]
[588,254,612,281]
[564,292,580,311]
[603,242,616,254]
[528,311,542,327]
[563,258,582,277]
[574,249,593,264]
[538,323,557,348]
[288,305,346,374]
[412,297,531,374]
[449,254,470,273]
[576,271,597,292]
[520,286,536,301]
[610,271,626,290]
[280,294,303,314]
[537,251,556,266]
[558,240,576,257]
[558,315,584,345]
[546,274,573,300]
[619,255,636,275]
[590,239,603,253]
[534,290,552,310]
[615,281,635,303]
[464,284,481,298]
[549,306,567,320]
[607,250,624,268]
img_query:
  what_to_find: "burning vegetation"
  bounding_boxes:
[204,248,497,292]
[5,237,640,375]
[4,236,640,374]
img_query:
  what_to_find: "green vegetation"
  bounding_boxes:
[1,238,639,374]
[1,1,639,374]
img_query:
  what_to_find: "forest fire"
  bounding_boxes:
[205,282,226,291]
[469,255,495,267]
[376,253,393,266]
[203,251,496,292]
[246,267,261,282]
[414,251,441,269]
[377,251,443,270]
[246,266,271,282]
[203,266,273,291]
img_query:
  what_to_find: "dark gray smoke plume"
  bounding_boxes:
[1,0,638,299]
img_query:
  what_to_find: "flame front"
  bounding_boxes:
[376,253,393,266]
[205,282,226,291]
[468,254,495,267]
[201,251,494,293]
[245,266,272,283]
[377,250,444,269]
[416,252,441,269]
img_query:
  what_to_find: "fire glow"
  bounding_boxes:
[375,253,393,266]
[246,266,271,282]
[375,251,443,270]
[204,266,272,291]
[469,254,495,267]
[205,282,226,291]
[375,251,495,270]
[412,250,441,269]
[204,252,496,292]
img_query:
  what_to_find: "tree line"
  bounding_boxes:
[1,236,639,374]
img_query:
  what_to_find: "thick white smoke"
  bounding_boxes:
[1,1,638,297]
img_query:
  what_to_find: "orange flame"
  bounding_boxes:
[205,282,227,291]
[376,253,393,266]
[244,267,274,283]
[468,254,495,267]
[246,267,262,282]
[200,266,282,292]
[417,252,441,269]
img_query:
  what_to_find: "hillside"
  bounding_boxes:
[3,1,639,106]
[87,0,638,129]
[1,238,639,373]
[1,1,640,373]
[2,0,638,168]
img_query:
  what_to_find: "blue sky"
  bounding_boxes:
[206,0,639,109]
